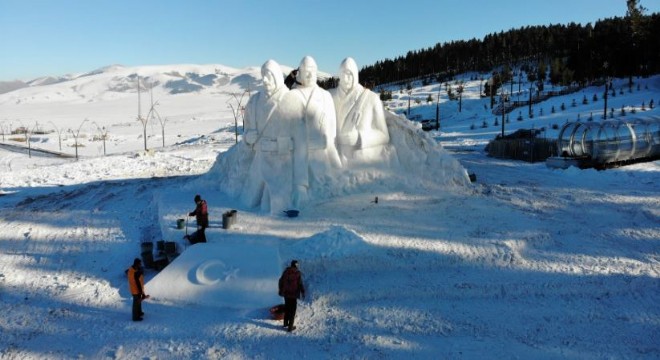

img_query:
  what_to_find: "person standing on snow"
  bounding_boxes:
[188,194,208,243]
[278,260,305,332]
[127,258,148,321]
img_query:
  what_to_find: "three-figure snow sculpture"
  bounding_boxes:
[235,55,468,214]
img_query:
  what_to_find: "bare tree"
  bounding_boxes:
[69,118,89,161]
[146,84,167,148]
[92,121,109,156]
[227,90,250,144]
[48,121,64,151]
[147,103,166,148]
[0,121,6,142]
[16,120,38,158]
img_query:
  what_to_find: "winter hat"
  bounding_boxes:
[194,194,201,202]
[133,258,142,266]
[291,260,298,268]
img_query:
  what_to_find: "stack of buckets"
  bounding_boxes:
[140,241,155,268]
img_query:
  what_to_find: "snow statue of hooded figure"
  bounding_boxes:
[330,57,391,165]
[241,60,307,212]
[291,56,342,194]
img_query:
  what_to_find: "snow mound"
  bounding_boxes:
[282,225,372,262]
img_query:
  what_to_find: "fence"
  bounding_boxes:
[493,85,583,115]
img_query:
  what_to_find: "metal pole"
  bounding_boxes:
[26,131,31,158]
[603,79,608,119]
[501,87,505,137]
[528,84,533,117]
[407,90,411,118]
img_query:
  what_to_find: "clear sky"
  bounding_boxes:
[1,0,658,81]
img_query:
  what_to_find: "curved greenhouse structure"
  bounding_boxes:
[556,116,660,166]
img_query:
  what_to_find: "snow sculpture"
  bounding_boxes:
[241,60,306,212]
[330,57,390,164]
[212,55,470,214]
[290,56,342,193]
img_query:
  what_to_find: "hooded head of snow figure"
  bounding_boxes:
[297,56,318,88]
[338,57,359,94]
[261,59,284,97]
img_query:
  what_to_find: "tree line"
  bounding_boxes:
[359,9,659,87]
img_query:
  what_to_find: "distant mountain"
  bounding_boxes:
[27,75,78,87]
[0,63,277,106]
[0,80,28,94]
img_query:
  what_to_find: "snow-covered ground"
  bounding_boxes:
[0,64,658,359]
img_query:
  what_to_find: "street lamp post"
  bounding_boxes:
[528,83,533,118]
[407,89,412,119]
[501,87,506,137]
[603,62,609,120]
[435,86,440,130]
[517,70,523,105]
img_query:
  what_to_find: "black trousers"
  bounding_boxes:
[132,295,143,320]
[283,297,297,328]
[198,226,207,242]
[188,227,207,244]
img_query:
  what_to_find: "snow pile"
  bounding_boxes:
[281,225,373,262]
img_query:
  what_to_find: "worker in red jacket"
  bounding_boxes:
[188,194,209,243]
[278,260,305,332]
[127,258,148,321]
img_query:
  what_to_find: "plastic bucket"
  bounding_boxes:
[283,210,299,218]
[229,210,238,226]
[223,210,238,229]
[176,219,185,229]
[140,242,153,253]
[156,240,165,252]
[164,242,177,254]
[141,251,155,268]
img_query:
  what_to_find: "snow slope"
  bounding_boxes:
[0,64,658,359]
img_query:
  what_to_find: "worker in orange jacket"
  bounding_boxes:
[127,258,148,321]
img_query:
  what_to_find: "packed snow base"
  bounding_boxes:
[0,65,658,359]
[1,141,657,359]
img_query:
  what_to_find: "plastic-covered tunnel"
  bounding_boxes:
[556,116,660,166]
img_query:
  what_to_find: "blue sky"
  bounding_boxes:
[1,0,658,81]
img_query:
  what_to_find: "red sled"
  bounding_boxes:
[269,304,285,320]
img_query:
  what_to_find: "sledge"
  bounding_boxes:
[269,304,285,320]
